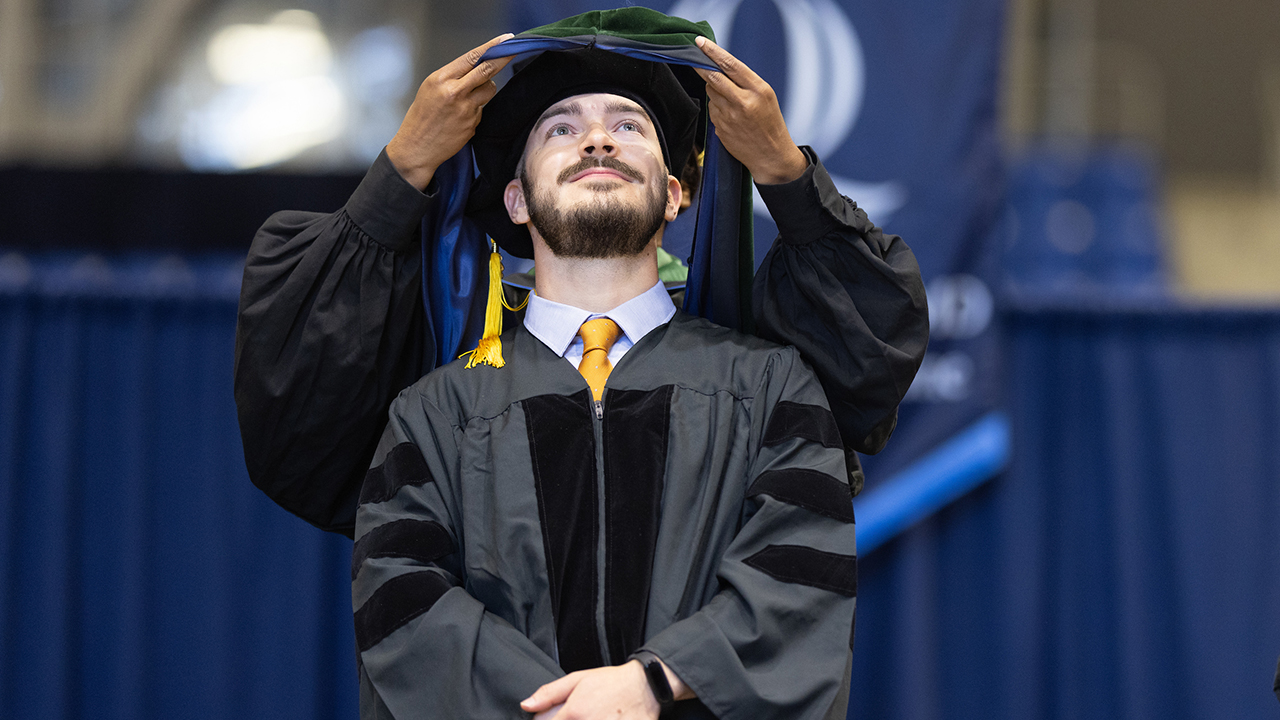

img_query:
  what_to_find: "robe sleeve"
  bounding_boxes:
[752,146,930,455]
[351,388,563,718]
[638,346,859,720]
[233,149,432,537]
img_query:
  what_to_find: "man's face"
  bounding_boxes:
[503,93,681,258]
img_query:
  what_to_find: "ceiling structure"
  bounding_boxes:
[0,0,1276,182]
[0,0,502,171]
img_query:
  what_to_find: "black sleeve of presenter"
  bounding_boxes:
[233,149,432,538]
[753,145,930,457]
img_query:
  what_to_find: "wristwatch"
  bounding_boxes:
[633,651,676,714]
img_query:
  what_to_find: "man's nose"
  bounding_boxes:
[579,123,618,157]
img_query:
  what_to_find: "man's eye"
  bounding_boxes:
[619,121,640,132]
[549,125,571,137]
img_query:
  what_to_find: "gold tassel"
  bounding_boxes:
[461,240,528,369]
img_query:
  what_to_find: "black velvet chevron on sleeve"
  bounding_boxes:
[350,519,455,580]
[762,401,844,450]
[359,442,435,506]
[743,544,858,597]
[747,468,855,523]
[353,570,454,652]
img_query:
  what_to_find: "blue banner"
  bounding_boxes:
[508,0,1007,486]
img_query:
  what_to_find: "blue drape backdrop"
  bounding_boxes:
[851,301,1280,720]
[997,302,1280,720]
[0,253,358,719]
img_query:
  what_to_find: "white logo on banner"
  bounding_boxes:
[927,274,993,340]
[669,0,907,222]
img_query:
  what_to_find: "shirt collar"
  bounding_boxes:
[523,279,676,358]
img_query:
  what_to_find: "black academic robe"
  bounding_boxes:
[352,313,858,719]
[234,147,928,536]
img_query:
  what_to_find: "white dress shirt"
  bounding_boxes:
[522,279,676,368]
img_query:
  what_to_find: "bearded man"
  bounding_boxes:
[349,25,862,720]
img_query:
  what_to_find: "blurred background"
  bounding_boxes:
[1,0,1278,718]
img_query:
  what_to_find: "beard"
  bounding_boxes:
[522,157,668,259]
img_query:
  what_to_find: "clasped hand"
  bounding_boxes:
[520,660,660,720]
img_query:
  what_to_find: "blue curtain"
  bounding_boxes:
[998,304,1280,720]
[849,302,1280,720]
[0,252,357,720]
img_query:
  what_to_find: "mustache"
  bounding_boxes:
[557,156,646,184]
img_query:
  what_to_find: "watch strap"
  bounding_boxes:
[633,651,676,713]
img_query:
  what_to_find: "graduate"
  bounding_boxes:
[233,8,929,541]
[352,14,859,717]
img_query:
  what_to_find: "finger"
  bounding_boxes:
[694,36,762,88]
[467,77,499,107]
[520,674,579,712]
[693,66,745,105]
[460,52,514,90]
[692,65,718,84]
[703,84,745,124]
[532,706,563,720]
[700,74,730,102]
[442,33,514,79]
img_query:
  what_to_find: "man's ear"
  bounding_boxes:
[678,178,694,211]
[504,178,529,224]
[665,175,682,222]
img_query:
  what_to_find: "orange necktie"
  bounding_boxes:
[577,317,623,402]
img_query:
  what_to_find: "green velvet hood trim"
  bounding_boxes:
[520,7,715,46]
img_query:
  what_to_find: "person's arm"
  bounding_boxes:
[233,35,514,537]
[633,347,858,719]
[753,149,929,455]
[234,150,431,536]
[693,37,929,456]
[352,388,563,716]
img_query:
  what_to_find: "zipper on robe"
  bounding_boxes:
[591,389,611,663]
